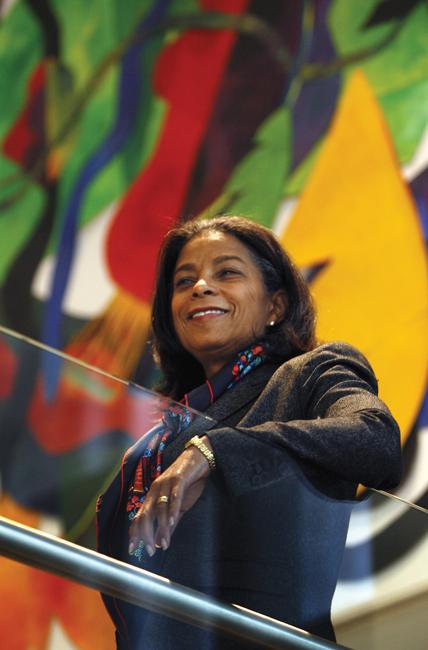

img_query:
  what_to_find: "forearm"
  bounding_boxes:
[207,408,402,497]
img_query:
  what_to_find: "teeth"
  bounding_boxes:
[190,309,226,319]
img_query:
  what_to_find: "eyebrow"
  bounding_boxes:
[174,255,246,275]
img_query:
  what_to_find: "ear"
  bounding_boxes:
[268,290,287,325]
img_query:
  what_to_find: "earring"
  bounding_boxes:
[268,321,275,327]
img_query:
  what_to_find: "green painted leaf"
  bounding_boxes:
[283,140,323,198]
[0,159,44,285]
[221,106,292,227]
[379,76,428,162]
[0,2,41,138]
[329,0,428,163]
[169,0,200,16]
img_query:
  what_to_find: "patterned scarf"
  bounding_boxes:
[127,343,265,561]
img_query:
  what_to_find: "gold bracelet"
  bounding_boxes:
[184,435,216,472]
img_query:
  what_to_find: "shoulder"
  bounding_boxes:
[301,341,374,371]
[269,341,378,392]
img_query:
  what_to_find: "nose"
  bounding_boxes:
[192,278,216,297]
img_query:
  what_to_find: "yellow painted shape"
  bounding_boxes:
[281,70,428,441]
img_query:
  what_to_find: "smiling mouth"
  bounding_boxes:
[188,308,228,320]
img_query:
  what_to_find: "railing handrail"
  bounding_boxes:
[0,516,347,649]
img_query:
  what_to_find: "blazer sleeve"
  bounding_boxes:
[206,342,402,497]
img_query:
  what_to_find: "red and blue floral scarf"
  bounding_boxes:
[127,343,265,561]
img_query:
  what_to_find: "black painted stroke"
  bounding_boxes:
[2,182,58,336]
[2,1,61,335]
[25,0,60,57]
[363,0,421,29]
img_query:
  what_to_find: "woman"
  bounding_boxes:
[97,216,402,649]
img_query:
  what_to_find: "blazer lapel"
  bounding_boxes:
[205,361,279,422]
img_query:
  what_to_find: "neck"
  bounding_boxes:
[203,358,230,379]
[201,341,265,379]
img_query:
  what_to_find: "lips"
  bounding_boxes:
[187,307,228,320]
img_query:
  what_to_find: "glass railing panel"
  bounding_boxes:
[0,325,427,649]
[333,491,428,650]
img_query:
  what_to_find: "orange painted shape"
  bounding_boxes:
[0,495,115,649]
[281,70,428,441]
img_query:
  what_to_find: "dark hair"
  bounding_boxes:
[151,216,317,398]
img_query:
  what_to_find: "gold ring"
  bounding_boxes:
[157,495,169,504]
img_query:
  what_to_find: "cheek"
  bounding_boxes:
[243,288,271,323]
[171,299,193,350]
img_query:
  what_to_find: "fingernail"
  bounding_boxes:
[128,542,135,554]
[146,545,155,557]
[169,516,175,527]
[161,538,168,551]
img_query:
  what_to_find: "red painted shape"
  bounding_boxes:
[3,62,46,169]
[106,0,248,302]
[28,371,164,454]
[0,338,18,398]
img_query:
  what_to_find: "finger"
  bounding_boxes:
[129,508,144,543]
[154,481,182,549]
[129,512,145,556]
[157,478,203,548]
[164,509,184,542]
[140,505,157,556]
[133,501,156,557]
[154,493,172,550]
[169,480,184,529]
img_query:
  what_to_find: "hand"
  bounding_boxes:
[129,436,214,557]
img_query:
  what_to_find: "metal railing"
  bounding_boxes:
[0,516,347,649]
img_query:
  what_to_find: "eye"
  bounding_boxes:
[218,267,242,278]
[174,276,194,289]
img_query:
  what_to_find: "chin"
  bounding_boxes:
[185,338,228,356]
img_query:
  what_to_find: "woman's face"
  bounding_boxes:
[171,230,281,377]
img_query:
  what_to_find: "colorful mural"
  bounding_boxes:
[0,0,427,647]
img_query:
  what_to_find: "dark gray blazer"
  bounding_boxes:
[98,342,402,649]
